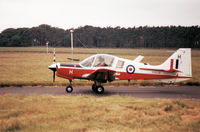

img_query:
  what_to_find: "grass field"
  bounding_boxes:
[0,95,200,132]
[0,47,200,87]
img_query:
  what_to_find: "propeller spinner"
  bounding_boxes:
[48,63,57,82]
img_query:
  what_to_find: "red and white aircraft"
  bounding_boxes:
[48,48,192,94]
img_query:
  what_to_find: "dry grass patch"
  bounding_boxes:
[0,95,200,132]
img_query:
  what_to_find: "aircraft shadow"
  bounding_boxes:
[74,89,117,96]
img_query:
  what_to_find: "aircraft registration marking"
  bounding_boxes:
[69,70,73,74]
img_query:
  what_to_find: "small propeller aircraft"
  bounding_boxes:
[48,48,192,94]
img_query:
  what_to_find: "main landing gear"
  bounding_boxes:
[92,81,104,94]
[65,80,104,94]
[66,80,73,93]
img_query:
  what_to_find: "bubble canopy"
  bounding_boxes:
[80,54,115,68]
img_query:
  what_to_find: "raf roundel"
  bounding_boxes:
[126,65,135,74]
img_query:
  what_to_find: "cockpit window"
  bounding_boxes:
[116,60,124,68]
[94,55,114,67]
[81,57,95,67]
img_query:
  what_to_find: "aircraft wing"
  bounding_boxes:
[82,68,116,82]
[94,68,116,73]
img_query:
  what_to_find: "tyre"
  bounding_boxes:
[96,85,104,94]
[66,85,73,93]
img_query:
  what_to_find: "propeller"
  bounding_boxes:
[53,48,56,63]
[48,48,57,82]
[53,68,56,82]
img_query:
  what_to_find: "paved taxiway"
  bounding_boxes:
[1,86,200,99]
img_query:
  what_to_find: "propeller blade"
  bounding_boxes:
[53,48,56,63]
[53,70,55,82]
[67,57,80,61]
[50,48,56,82]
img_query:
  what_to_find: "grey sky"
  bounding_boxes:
[0,0,200,32]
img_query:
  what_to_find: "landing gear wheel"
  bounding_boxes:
[66,85,73,93]
[96,85,104,94]
[92,84,96,92]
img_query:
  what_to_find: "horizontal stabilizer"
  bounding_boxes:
[134,55,144,62]
[67,58,80,61]
[139,68,181,72]
[140,58,181,73]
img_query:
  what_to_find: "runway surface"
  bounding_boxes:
[1,86,200,99]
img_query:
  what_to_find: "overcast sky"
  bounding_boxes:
[0,0,200,32]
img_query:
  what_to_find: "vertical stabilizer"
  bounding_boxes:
[161,48,192,78]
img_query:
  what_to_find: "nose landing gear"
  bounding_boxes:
[66,80,73,93]
[66,85,73,93]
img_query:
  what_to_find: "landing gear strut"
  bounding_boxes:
[92,81,104,94]
[92,84,96,91]
[66,80,73,93]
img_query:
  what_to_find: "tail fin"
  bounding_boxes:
[161,48,192,80]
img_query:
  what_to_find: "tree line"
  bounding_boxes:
[0,24,200,48]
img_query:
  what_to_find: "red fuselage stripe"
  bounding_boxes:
[56,68,191,80]
[170,59,173,71]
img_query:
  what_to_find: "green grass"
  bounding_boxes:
[1,47,199,56]
[0,95,200,132]
[0,47,175,55]
[0,47,200,87]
